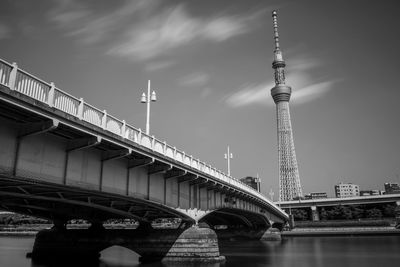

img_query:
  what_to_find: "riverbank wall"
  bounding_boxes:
[283,227,400,236]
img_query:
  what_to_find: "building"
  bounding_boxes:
[360,190,382,196]
[240,176,260,192]
[384,183,400,194]
[304,192,328,200]
[270,11,303,201]
[335,183,360,198]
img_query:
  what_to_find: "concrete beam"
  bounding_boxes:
[102,149,132,162]
[205,181,218,191]
[17,186,30,194]
[148,163,173,175]
[67,136,101,152]
[190,177,208,186]
[128,157,155,169]
[177,173,198,184]
[0,191,148,223]
[214,210,253,227]
[13,120,59,176]
[18,119,59,138]
[164,169,187,180]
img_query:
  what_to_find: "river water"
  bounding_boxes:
[1,235,400,267]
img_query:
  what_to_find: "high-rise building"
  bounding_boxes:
[384,183,400,194]
[334,183,360,198]
[240,176,261,192]
[270,11,303,201]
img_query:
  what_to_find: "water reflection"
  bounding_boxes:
[1,236,400,267]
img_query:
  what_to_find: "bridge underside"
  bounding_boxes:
[0,175,193,225]
[0,175,275,231]
[200,208,271,229]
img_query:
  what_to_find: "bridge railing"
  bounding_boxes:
[0,58,282,212]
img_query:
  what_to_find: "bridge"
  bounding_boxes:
[279,194,400,221]
[0,58,288,262]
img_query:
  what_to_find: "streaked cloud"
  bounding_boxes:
[178,72,213,98]
[49,0,156,45]
[108,5,262,61]
[224,81,274,108]
[201,87,213,98]
[292,81,334,105]
[179,72,210,87]
[0,24,10,39]
[48,0,264,62]
[145,61,175,72]
[224,56,337,108]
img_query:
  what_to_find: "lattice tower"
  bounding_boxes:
[270,11,303,201]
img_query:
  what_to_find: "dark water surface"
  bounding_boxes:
[1,235,400,267]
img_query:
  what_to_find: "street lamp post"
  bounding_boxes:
[140,80,157,135]
[224,146,233,176]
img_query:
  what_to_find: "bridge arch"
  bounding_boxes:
[198,208,271,230]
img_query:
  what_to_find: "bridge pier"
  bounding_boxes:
[311,205,320,221]
[28,224,225,263]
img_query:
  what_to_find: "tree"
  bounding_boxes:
[383,204,396,217]
[328,205,352,220]
[350,206,364,219]
[292,209,308,221]
[365,208,382,219]
[320,208,328,220]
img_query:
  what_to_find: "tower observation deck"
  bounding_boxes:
[270,11,303,201]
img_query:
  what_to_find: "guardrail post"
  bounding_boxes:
[163,141,167,155]
[77,98,84,119]
[121,120,126,138]
[9,62,18,90]
[102,110,107,130]
[173,147,177,160]
[138,129,142,145]
[48,82,55,107]
[151,135,155,150]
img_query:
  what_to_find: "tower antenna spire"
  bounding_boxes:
[272,10,280,51]
[271,10,286,86]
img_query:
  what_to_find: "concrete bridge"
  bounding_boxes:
[279,194,400,221]
[0,58,288,262]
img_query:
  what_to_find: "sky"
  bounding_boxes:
[1,0,400,199]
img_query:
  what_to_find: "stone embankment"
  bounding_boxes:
[283,227,400,236]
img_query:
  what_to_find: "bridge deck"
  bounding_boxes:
[279,194,400,209]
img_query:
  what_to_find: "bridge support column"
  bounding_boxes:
[260,227,282,241]
[28,225,225,263]
[311,206,320,221]
[154,226,225,263]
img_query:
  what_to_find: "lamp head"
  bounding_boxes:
[151,91,157,102]
[140,92,146,103]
